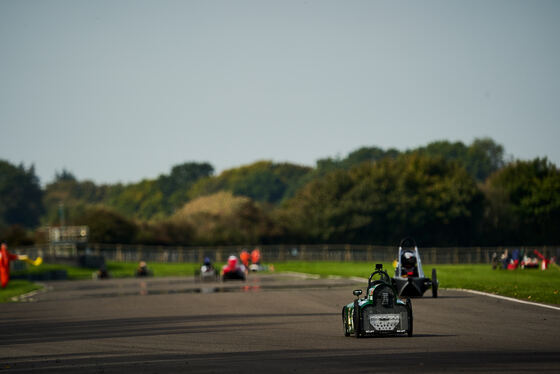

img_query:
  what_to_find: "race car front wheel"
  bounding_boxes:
[353,300,361,338]
[342,306,350,337]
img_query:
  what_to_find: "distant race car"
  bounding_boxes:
[195,257,219,282]
[392,237,438,298]
[221,255,247,281]
[342,264,413,338]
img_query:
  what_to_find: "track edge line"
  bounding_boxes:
[445,288,560,311]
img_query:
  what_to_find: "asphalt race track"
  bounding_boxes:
[1,274,559,373]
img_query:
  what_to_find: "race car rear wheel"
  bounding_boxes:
[406,298,413,337]
[353,300,361,338]
[432,268,438,298]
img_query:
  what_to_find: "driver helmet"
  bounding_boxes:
[227,255,238,267]
[402,250,417,267]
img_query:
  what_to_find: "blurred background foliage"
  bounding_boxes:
[1,137,559,246]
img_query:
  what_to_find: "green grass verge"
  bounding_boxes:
[11,261,204,280]
[11,263,96,280]
[105,262,201,278]
[273,261,560,305]
[0,280,43,302]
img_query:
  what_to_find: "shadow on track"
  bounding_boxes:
[2,349,558,373]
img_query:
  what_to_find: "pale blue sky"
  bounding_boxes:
[1,0,559,185]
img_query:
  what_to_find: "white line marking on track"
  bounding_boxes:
[446,288,560,311]
[280,271,320,279]
[349,276,367,283]
[10,283,49,302]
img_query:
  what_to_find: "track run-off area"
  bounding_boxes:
[1,274,559,373]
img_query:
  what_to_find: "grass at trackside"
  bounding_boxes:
[11,261,203,280]
[0,280,43,302]
[11,263,97,280]
[432,263,560,305]
[273,261,560,305]
[106,262,201,278]
[273,261,396,278]
[3,261,559,305]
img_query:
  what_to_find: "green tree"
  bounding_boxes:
[312,146,400,177]
[288,147,401,198]
[413,138,505,181]
[340,146,400,169]
[134,220,195,245]
[0,160,43,228]
[171,191,279,245]
[188,161,311,204]
[157,162,214,211]
[280,154,483,245]
[105,180,165,220]
[0,224,35,246]
[483,158,560,244]
[54,169,77,182]
[41,162,215,223]
[76,207,138,244]
[467,138,505,181]
[42,178,110,225]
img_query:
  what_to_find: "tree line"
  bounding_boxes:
[1,137,559,247]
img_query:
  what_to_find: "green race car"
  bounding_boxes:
[342,264,413,338]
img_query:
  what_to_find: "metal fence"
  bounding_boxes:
[12,243,560,265]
